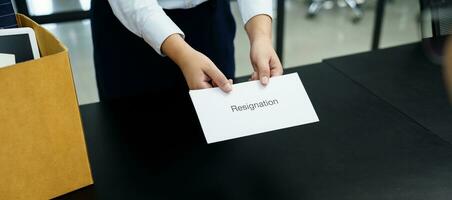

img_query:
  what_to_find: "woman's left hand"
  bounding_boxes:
[249,37,283,84]
[246,15,283,85]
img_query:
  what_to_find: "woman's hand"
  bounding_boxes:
[246,15,283,85]
[249,37,283,84]
[178,49,233,92]
[162,34,232,92]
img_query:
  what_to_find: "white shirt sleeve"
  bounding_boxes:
[237,0,274,25]
[108,0,185,56]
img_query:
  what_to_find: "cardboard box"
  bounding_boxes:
[445,37,452,103]
[0,14,93,199]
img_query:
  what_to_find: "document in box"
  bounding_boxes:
[0,53,15,68]
[189,73,319,144]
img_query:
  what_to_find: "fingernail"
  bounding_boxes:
[262,76,269,85]
[224,83,232,92]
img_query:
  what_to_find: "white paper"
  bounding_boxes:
[0,53,15,68]
[189,73,319,144]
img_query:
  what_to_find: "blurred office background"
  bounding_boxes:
[12,0,421,105]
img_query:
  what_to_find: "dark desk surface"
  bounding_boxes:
[57,45,452,200]
[325,43,452,143]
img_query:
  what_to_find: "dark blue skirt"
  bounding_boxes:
[90,0,236,100]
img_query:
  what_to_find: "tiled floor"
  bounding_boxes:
[18,0,421,105]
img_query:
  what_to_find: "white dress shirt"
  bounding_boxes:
[108,0,273,56]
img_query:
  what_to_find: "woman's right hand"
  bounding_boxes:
[178,49,233,92]
[162,34,233,93]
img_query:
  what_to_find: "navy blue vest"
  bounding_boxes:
[90,0,236,100]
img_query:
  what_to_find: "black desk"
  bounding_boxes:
[57,45,452,200]
[325,43,452,144]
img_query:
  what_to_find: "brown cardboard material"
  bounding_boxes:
[0,14,93,199]
[445,37,452,104]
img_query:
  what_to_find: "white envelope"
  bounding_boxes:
[189,73,319,144]
[0,53,16,68]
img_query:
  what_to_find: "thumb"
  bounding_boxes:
[256,60,270,85]
[205,64,232,93]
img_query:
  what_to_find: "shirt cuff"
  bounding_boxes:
[238,0,274,25]
[140,9,185,56]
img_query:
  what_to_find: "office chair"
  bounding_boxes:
[307,0,364,22]
[419,0,452,37]
[419,0,452,64]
